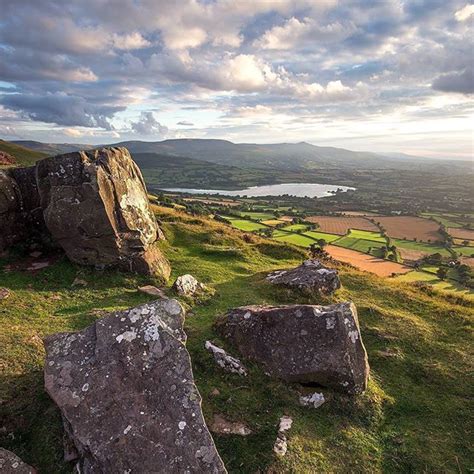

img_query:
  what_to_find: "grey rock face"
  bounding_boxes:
[266,259,340,295]
[0,170,24,251]
[0,448,36,473]
[217,302,369,394]
[44,300,226,473]
[36,147,170,278]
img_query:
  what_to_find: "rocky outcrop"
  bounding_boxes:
[266,259,340,295]
[0,448,36,473]
[0,170,25,251]
[0,147,169,277]
[217,302,369,394]
[44,300,226,473]
[36,147,169,278]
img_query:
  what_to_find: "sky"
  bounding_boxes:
[0,0,473,160]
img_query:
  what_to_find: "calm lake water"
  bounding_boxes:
[161,183,355,198]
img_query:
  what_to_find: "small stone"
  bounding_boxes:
[210,388,220,397]
[0,288,11,300]
[71,278,88,287]
[299,392,325,409]
[173,274,206,296]
[29,251,42,258]
[138,285,166,298]
[273,416,293,457]
[27,261,50,271]
[205,341,247,376]
[209,415,252,436]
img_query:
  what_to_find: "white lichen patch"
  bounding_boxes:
[348,330,359,343]
[116,330,137,343]
[178,421,187,430]
[326,317,336,330]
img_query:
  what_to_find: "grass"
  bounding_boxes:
[225,218,266,232]
[273,233,317,247]
[261,219,285,227]
[238,211,275,220]
[421,213,464,228]
[347,230,386,243]
[392,239,452,256]
[1,206,473,473]
[280,224,308,232]
[451,246,474,257]
[333,236,385,254]
[302,231,341,243]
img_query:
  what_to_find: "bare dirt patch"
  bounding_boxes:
[306,216,379,235]
[326,245,412,277]
[374,216,442,242]
[447,227,474,241]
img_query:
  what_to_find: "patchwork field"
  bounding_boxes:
[392,239,451,259]
[225,218,266,232]
[303,231,341,243]
[448,227,474,241]
[261,219,285,227]
[333,237,384,255]
[238,211,275,220]
[375,216,442,242]
[273,233,317,247]
[305,216,379,234]
[346,229,386,243]
[325,245,412,277]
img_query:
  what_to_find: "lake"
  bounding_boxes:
[161,182,355,198]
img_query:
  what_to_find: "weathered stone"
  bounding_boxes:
[273,416,292,457]
[209,415,252,436]
[0,448,36,473]
[205,341,248,376]
[266,259,340,295]
[217,302,369,394]
[299,392,325,409]
[44,299,226,473]
[0,170,25,251]
[36,147,169,278]
[173,274,206,296]
[138,285,167,298]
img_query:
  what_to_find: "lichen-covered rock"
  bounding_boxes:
[173,274,206,296]
[44,300,226,473]
[0,170,25,251]
[299,392,325,408]
[266,259,340,295]
[205,341,248,376]
[36,147,169,278]
[0,150,15,166]
[0,448,36,473]
[217,302,369,394]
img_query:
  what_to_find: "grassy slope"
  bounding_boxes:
[0,140,47,166]
[1,206,473,473]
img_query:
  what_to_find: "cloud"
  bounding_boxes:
[130,112,169,136]
[455,4,474,21]
[432,68,474,94]
[177,120,194,126]
[112,33,151,50]
[1,92,122,129]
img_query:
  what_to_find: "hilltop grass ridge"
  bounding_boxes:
[0,205,472,473]
[0,140,47,167]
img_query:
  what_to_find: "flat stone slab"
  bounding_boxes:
[0,448,36,473]
[44,300,226,473]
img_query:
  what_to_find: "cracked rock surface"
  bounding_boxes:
[217,302,369,394]
[266,259,340,295]
[0,448,36,473]
[44,300,226,473]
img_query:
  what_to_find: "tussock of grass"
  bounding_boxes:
[1,206,472,473]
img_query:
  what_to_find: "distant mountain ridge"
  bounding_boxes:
[9,138,470,174]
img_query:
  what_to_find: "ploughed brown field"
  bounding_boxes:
[448,227,474,241]
[374,216,442,242]
[397,248,430,260]
[326,245,412,277]
[306,216,379,235]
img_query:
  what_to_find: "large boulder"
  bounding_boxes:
[36,147,169,278]
[217,302,369,394]
[266,259,340,295]
[44,299,226,473]
[0,170,25,251]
